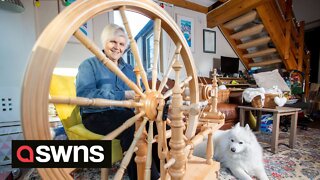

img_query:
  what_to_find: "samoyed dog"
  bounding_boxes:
[193,123,268,180]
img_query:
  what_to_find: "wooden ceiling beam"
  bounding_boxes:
[207,0,268,28]
[159,0,209,14]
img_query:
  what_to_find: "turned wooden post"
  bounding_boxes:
[304,52,310,97]
[133,67,147,180]
[284,0,292,60]
[206,132,213,165]
[211,69,218,113]
[168,60,186,180]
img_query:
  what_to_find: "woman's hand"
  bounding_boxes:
[125,90,135,100]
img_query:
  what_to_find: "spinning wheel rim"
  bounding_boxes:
[22,0,199,179]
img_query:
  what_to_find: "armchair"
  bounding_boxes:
[49,74,123,178]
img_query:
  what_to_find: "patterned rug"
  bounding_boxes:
[27,128,320,179]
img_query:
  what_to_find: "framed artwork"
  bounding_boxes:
[176,15,194,52]
[68,21,93,44]
[58,0,93,44]
[203,29,216,53]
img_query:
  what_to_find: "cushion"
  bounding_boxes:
[253,69,290,92]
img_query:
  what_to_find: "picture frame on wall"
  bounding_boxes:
[203,29,216,53]
[176,15,194,52]
[68,20,93,44]
[58,0,93,44]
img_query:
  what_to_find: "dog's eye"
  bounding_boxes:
[239,142,243,144]
[231,139,234,142]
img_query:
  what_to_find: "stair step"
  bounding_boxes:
[183,156,220,180]
[249,59,283,67]
[237,37,271,49]
[224,11,257,29]
[231,24,264,40]
[243,48,277,58]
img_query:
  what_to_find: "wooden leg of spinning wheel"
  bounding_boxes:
[168,60,186,179]
[206,133,213,165]
[101,168,109,180]
[135,119,148,180]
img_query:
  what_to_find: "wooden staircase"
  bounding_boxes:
[206,0,310,95]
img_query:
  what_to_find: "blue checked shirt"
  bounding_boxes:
[76,56,136,114]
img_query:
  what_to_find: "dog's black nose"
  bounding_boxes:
[231,147,236,152]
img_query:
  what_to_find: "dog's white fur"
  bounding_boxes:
[193,123,268,180]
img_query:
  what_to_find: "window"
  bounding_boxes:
[146,33,154,71]
[125,20,157,78]
[126,50,135,67]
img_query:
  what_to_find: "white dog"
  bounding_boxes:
[193,123,268,180]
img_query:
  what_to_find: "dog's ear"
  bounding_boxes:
[245,124,251,131]
[234,122,240,128]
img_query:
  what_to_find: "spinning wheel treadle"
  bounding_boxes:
[22,0,223,179]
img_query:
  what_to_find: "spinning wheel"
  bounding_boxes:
[22,0,204,179]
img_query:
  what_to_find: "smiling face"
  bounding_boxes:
[104,35,127,64]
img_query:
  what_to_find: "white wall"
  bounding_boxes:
[0,0,36,122]
[293,0,320,30]
[0,0,36,87]
[161,6,241,78]
[0,0,109,122]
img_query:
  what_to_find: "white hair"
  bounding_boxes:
[100,24,128,49]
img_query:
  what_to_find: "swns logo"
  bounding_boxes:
[12,140,112,168]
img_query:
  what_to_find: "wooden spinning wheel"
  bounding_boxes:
[21,0,209,179]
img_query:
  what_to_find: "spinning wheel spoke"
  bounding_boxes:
[163,76,193,99]
[114,117,148,180]
[73,29,145,98]
[103,111,145,140]
[49,96,143,109]
[157,43,182,93]
[152,18,161,91]
[119,6,150,92]
[65,168,76,176]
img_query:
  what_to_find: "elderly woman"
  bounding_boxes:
[76,24,159,179]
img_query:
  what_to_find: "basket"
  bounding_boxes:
[218,89,230,103]
[251,94,279,108]
[264,94,278,108]
[251,95,263,108]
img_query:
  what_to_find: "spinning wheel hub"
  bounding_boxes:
[141,91,163,120]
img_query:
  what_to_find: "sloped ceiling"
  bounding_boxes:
[163,0,319,30]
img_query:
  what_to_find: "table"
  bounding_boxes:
[238,106,301,153]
